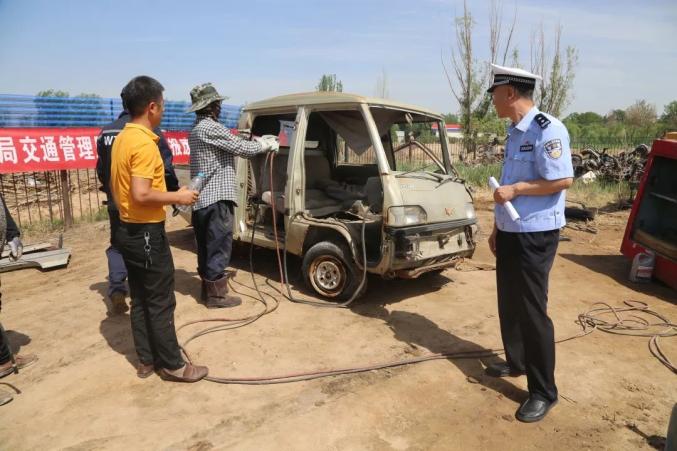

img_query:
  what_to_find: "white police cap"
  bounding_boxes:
[487,63,542,93]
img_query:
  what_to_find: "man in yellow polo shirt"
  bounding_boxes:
[110,75,207,383]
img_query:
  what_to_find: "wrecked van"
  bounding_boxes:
[177,92,478,301]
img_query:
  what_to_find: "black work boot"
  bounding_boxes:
[204,276,242,309]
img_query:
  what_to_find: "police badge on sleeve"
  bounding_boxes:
[544,139,563,159]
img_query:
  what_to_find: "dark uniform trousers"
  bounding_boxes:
[0,197,21,364]
[0,279,9,364]
[192,200,235,281]
[0,340,9,365]
[115,221,184,370]
[106,209,128,298]
[0,308,10,364]
[496,229,559,402]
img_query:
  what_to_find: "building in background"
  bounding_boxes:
[431,122,463,140]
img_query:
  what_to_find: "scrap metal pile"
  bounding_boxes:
[571,144,650,184]
[461,143,649,186]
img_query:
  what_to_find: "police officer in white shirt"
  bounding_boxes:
[486,64,574,423]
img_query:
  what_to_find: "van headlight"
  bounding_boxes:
[388,206,427,226]
[465,202,476,219]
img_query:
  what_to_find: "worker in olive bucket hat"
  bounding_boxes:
[187,83,278,308]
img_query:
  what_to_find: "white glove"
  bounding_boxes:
[8,236,23,261]
[254,136,270,151]
[266,137,280,153]
[255,135,279,153]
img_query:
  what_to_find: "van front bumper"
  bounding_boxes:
[382,218,478,278]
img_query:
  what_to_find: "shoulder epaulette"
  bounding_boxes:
[534,113,551,129]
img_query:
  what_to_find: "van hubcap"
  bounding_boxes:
[310,257,346,296]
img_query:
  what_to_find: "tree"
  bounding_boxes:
[476,108,507,137]
[442,0,515,156]
[605,109,626,125]
[35,90,107,126]
[564,111,604,126]
[626,100,656,128]
[443,113,460,124]
[316,74,343,92]
[530,24,578,117]
[624,100,659,141]
[660,100,677,130]
[37,89,69,97]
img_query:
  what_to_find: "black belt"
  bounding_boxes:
[119,221,165,232]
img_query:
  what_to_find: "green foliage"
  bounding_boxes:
[660,101,677,130]
[568,178,634,208]
[537,44,578,117]
[37,89,69,97]
[316,74,343,92]
[93,206,109,222]
[455,163,634,207]
[474,107,507,141]
[443,113,460,124]
[625,100,656,128]
[606,109,626,124]
[565,111,604,125]
[562,99,673,145]
[453,163,502,187]
[36,90,101,99]
[396,121,438,144]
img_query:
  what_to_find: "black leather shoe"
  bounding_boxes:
[484,362,525,378]
[516,397,558,423]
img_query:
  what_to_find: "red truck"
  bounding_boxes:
[620,135,677,290]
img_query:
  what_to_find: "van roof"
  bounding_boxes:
[243,91,442,119]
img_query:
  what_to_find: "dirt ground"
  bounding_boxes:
[0,193,674,450]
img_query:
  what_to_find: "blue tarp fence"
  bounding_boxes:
[0,94,242,130]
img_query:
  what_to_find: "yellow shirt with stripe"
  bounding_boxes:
[110,123,167,223]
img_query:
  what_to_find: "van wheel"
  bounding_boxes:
[302,241,366,301]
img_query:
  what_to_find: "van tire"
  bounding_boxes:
[302,241,365,301]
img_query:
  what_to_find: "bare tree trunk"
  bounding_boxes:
[375,68,389,98]
[442,0,475,158]
[531,25,578,117]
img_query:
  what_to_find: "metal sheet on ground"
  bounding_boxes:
[0,248,71,272]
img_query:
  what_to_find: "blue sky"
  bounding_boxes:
[1,0,675,117]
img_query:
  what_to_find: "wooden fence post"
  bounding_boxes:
[60,170,73,229]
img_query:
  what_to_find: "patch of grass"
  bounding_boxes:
[453,163,502,188]
[92,206,109,222]
[453,163,634,208]
[21,218,65,235]
[18,206,109,239]
[72,206,109,225]
[568,179,634,208]
[395,161,440,173]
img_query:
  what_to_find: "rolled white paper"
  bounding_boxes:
[489,176,520,221]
